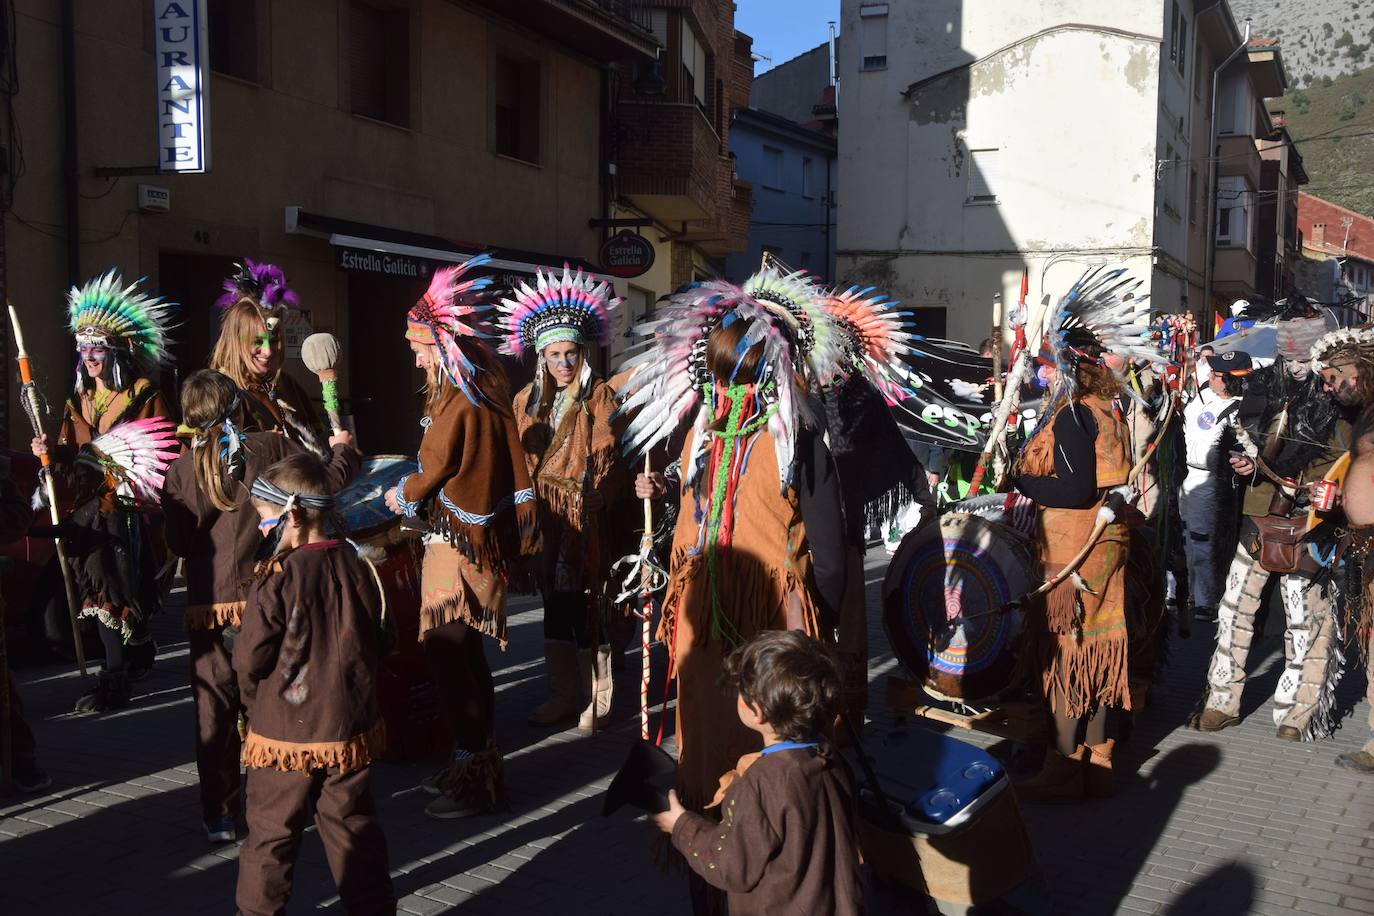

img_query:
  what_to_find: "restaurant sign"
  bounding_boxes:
[153,0,211,173]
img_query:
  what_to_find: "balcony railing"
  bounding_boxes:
[585,0,653,33]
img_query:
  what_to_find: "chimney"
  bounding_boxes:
[1312,222,1325,246]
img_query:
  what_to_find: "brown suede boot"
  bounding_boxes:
[1014,746,1087,804]
[1085,739,1116,798]
[425,741,508,819]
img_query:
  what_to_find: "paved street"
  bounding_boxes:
[3,550,1373,915]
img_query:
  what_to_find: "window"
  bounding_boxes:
[1163,144,1178,214]
[1169,1,1188,76]
[494,55,542,163]
[208,0,257,82]
[762,145,783,191]
[1216,175,1249,248]
[1189,168,1199,224]
[349,1,410,127]
[967,148,998,204]
[681,20,709,109]
[860,4,888,70]
[801,156,815,199]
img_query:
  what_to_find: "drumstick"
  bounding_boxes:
[301,333,345,435]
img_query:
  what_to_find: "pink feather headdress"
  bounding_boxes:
[405,254,495,403]
[617,280,813,491]
[494,264,620,358]
[76,417,181,508]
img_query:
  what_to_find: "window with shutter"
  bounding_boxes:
[349,1,410,127]
[967,149,998,204]
[860,4,888,70]
[762,146,783,191]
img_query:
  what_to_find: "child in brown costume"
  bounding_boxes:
[233,454,395,916]
[652,630,862,916]
[162,370,359,843]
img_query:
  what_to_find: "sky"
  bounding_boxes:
[734,0,840,75]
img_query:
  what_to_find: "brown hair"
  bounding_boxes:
[723,630,842,742]
[181,369,244,512]
[210,298,283,389]
[419,337,509,410]
[1074,361,1122,399]
[256,453,332,527]
[534,342,586,417]
[706,315,765,385]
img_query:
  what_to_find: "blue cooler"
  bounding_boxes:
[851,727,1049,914]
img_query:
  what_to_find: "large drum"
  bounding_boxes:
[338,456,448,761]
[882,512,1039,703]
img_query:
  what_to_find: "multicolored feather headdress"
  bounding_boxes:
[405,254,495,404]
[215,259,299,328]
[617,280,812,491]
[76,417,181,508]
[67,270,177,389]
[1047,266,1166,393]
[495,264,620,357]
[820,285,918,402]
[742,267,843,384]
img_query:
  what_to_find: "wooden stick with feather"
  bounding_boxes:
[301,333,345,435]
[7,303,87,676]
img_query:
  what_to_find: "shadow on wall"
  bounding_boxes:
[838,0,1027,346]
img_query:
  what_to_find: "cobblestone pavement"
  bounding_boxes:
[2,550,1373,915]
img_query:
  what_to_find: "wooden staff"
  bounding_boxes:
[967,289,1053,495]
[639,453,653,741]
[8,304,86,675]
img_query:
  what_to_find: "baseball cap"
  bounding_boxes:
[1210,349,1253,375]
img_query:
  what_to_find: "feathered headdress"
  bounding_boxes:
[742,267,843,385]
[820,285,918,402]
[405,254,495,404]
[215,259,300,328]
[495,264,619,357]
[1311,325,1374,370]
[67,270,177,388]
[618,280,812,492]
[75,417,181,508]
[1046,267,1166,392]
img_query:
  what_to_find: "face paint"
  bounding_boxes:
[545,351,580,368]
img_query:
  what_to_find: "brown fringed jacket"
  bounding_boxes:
[234,541,395,773]
[512,378,623,592]
[162,438,360,630]
[397,379,539,570]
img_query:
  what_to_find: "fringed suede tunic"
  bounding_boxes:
[512,379,622,594]
[661,427,845,809]
[1016,395,1132,716]
[397,380,539,646]
[234,541,394,772]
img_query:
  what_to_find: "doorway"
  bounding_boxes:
[157,251,239,407]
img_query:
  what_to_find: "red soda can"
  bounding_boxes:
[1311,479,1338,513]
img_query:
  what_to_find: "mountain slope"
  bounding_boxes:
[1230,0,1370,85]
[1269,63,1374,217]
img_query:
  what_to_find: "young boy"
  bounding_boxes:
[651,630,863,915]
[233,454,396,916]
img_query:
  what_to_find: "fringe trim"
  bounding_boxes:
[1300,607,1349,742]
[437,740,507,808]
[183,601,245,631]
[79,605,133,640]
[659,546,823,651]
[420,594,507,649]
[1042,631,1132,717]
[241,719,387,774]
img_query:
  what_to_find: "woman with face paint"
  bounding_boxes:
[208,261,326,454]
[383,257,539,820]
[161,370,358,843]
[492,267,623,730]
[30,272,176,710]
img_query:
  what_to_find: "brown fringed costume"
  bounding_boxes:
[233,541,395,916]
[1018,395,1132,716]
[662,435,828,810]
[236,372,327,455]
[400,381,538,646]
[162,435,359,826]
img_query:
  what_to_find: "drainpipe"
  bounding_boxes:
[1201,17,1250,337]
[60,0,80,284]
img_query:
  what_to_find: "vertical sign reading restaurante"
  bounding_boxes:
[154,0,211,173]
